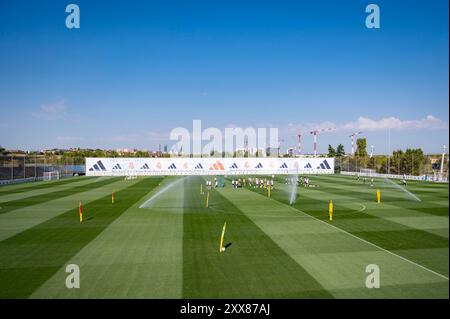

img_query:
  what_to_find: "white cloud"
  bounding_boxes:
[342,115,448,131]
[31,100,67,120]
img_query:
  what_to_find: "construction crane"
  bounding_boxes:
[349,131,363,156]
[309,127,335,156]
[296,133,302,156]
[277,138,284,157]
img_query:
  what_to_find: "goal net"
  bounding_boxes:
[43,171,60,181]
[359,168,375,177]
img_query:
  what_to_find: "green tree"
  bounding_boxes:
[327,145,336,157]
[336,144,345,157]
[355,138,367,157]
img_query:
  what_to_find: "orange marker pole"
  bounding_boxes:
[79,202,83,223]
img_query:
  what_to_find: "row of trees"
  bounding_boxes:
[61,149,151,159]
[326,138,430,176]
[389,148,426,175]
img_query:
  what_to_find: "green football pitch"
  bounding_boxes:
[0,174,448,298]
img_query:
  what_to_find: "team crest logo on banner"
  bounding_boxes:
[209,160,225,170]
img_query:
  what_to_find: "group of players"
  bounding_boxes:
[204,176,276,189]
[231,177,275,189]
[284,176,312,187]
[357,173,408,186]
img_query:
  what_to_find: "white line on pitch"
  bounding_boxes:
[251,189,449,281]
[294,206,449,281]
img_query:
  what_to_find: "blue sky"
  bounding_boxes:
[0,0,448,154]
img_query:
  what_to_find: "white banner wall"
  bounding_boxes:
[86,157,335,176]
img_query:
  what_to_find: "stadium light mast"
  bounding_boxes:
[296,133,302,156]
[310,127,335,157]
[349,131,363,156]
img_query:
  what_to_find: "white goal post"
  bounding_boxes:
[43,171,60,181]
[359,168,376,176]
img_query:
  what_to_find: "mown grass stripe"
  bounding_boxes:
[0,177,91,196]
[0,177,161,298]
[182,176,332,298]
[0,178,119,215]
[244,176,448,277]
[217,185,448,298]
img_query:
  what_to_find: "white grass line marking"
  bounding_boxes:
[251,190,449,281]
[296,206,449,281]
[356,204,366,213]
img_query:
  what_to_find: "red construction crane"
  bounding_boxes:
[296,133,302,156]
[349,131,363,156]
[310,127,335,156]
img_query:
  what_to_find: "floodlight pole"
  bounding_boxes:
[441,145,447,175]
[387,128,391,174]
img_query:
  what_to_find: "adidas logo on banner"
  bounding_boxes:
[230,163,238,169]
[88,160,107,171]
[194,163,203,169]
[140,163,150,169]
[280,163,288,169]
[209,160,225,170]
[304,163,312,169]
[112,163,122,170]
[168,163,177,169]
[255,163,263,169]
[317,159,331,170]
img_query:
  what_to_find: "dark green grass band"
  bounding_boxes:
[0,178,119,215]
[0,177,162,298]
[0,177,92,196]
[243,176,448,276]
[182,177,332,298]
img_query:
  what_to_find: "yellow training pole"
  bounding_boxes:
[329,200,333,222]
[268,186,271,198]
[200,183,203,195]
[112,191,115,204]
[79,202,83,223]
[376,189,381,204]
[219,222,227,253]
[206,191,210,208]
